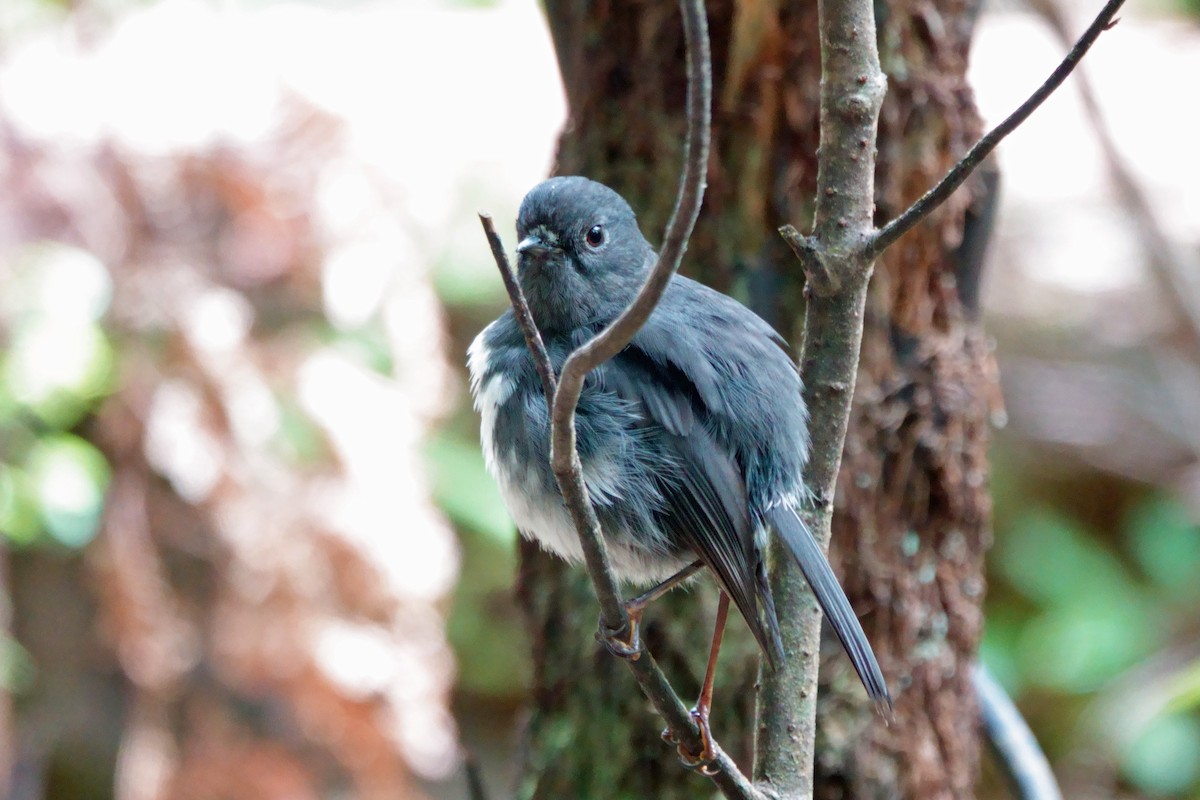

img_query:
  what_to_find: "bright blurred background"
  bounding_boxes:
[0,0,1196,798]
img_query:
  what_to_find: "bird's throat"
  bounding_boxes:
[519,263,598,335]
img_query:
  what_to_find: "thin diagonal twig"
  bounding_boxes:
[867,0,1127,258]
[463,751,491,800]
[478,213,557,409]
[1028,0,1200,459]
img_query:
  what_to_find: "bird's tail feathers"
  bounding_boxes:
[767,505,892,715]
[755,559,786,668]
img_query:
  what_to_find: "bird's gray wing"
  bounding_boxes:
[618,283,887,704]
[601,346,783,664]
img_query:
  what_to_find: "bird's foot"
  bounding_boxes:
[671,708,719,776]
[597,609,643,660]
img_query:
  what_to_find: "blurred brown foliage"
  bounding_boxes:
[1,91,456,799]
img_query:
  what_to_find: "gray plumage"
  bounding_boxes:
[468,176,889,708]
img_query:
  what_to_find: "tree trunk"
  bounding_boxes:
[518,0,993,797]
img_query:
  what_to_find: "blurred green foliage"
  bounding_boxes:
[995,507,1162,693]
[1170,661,1200,714]
[0,632,36,693]
[1123,712,1200,797]
[425,430,512,548]
[1127,498,1200,602]
[425,417,530,698]
[987,475,1200,796]
[0,242,116,551]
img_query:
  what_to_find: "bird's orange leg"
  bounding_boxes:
[600,560,704,659]
[675,590,729,772]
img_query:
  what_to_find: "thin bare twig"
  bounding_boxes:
[545,0,747,787]
[762,2,1127,795]
[1029,0,1200,462]
[463,752,491,800]
[478,214,557,409]
[975,665,1064,800]
[755,0,887,787]
[868,0,1127,258]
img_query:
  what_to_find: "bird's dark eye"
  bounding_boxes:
[585,225,605,248]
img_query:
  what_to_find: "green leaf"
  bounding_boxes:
[26,434,111,549]
[2,320,114,429]
[1017,593,1160,693]
[1121,712,1200,797]
[423,430,513,547]
[980,610,1025,695]
[1166,659,1200,714]
[274,396,330,465]
[998,508,1137,607]
[1126,496,1200,599]
[0,466,41,546]
[0,634,36,694]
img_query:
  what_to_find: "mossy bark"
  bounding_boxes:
[518,0,993,797]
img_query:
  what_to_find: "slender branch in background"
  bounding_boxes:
[1028,0,1200,357]
[478,214,558,409]
[482,1,764,797]
[463,752,491,800]
[1028,0,1200,513]
[975,665,1065,800]
[868,0,1128,258]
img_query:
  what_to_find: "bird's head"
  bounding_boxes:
[514,176,654,334]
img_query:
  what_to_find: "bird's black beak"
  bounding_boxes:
[517,235,554,258]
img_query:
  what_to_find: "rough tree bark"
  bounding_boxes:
[517,0,993,797]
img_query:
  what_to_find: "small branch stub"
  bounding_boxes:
[778,225,840,296]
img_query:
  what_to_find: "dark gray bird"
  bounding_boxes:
[469,176,889,712]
